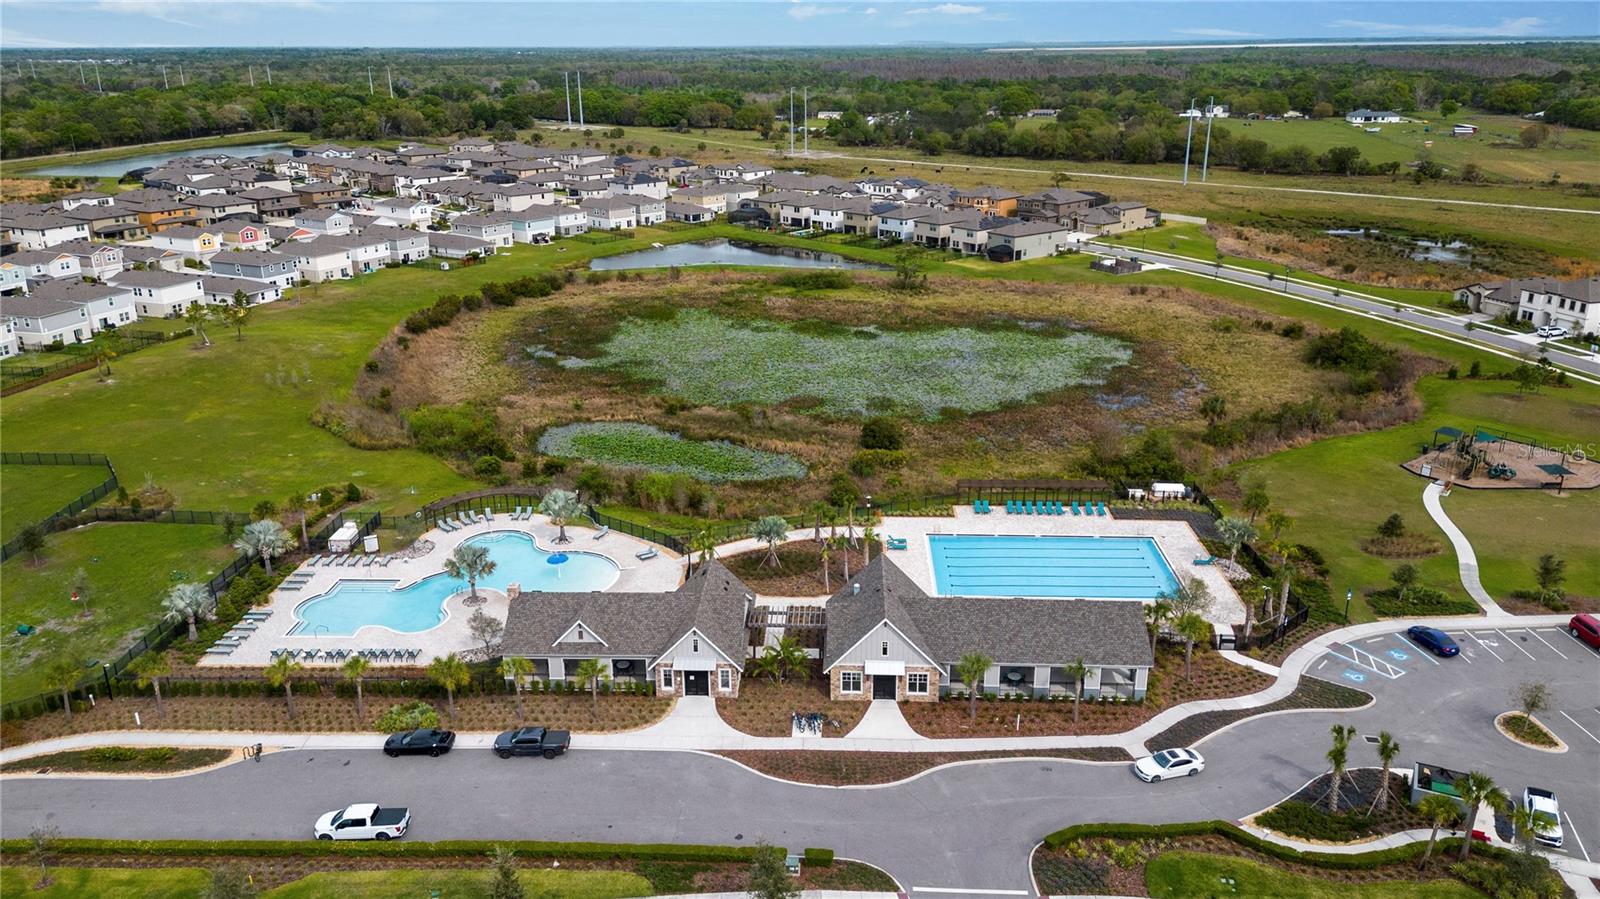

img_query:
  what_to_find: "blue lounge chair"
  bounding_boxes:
[1194,556,1216,566]
[1009,500,1019,514]
[980,499,991,514]
[1097,502,1108,517]
[1068,501,1079,515]
[1029,501,1038,515]
[1047,500,1058,515]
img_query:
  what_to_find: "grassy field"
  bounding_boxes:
[0,523,238,700]
[0,463,111,542]
[1231,377,1600,619]
[0,866,210,899]
[262,868,653,899]
[1144,851,1483,899]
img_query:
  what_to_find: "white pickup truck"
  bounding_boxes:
[313,803,410,841]
[1522,787,1564,848]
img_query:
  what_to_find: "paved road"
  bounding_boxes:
[5,625,1594,893]
[1091,242,1600,383]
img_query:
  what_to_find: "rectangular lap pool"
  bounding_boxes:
[928,534,1180,600]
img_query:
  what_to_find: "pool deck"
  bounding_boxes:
[198,514,683,668]
[878,508,1246,628]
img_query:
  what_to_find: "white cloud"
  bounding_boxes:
[91,0,329,28]
[864,6,878,13]
[1329,16,1547,37]
[904,3,986,16]
[0,27,86,48]
[1172,27,1263,39]
[787,2,850,21]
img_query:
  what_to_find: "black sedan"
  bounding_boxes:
[384,728,456,757]
[1406,626,1460,658]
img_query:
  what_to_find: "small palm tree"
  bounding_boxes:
[539,489,583,543]
[1325,723,1357,813]
[1061,658,1089,724]
[1174,612,1210,681]
[500,656,532,722]
[1454,771,1504,860]
[751,515,789,569]
[688,529,718,574]
[956,652,992,721]
[818,539,832,592]
[235,519,293,576]
[43,658,80,721]
[184,302,212,347]
[128,653,170,718]
[162,582,212,642]
[1215,516,1257,563]
[264,652,305,719]
[427,653,471,719]
[1369,731,1401,813]
[1418,792,1462,865]
[444,543,497,602]
[342,655,371,720]
[834,533,850,581]
[572,658,610,714]
[1144,599,1173,653]
[861,523,877,566]
[766,636,809,684]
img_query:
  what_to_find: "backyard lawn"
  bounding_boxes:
[1144,851,1483,899]
[0,866,210,899]
[0,523,237,701]
[0,463,111,542]
[1232,377,1600,618]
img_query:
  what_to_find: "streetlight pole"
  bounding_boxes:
[1344,589,1353,623]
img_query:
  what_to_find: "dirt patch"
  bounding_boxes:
[722,540,872,596]
[716,747,1130,786]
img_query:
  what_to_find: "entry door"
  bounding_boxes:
[683,671,709,696]
[872,675,897,700]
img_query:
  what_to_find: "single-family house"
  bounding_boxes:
[7,212,92,250]
[490,182,555,212]
[24,279,134,333]
[1073,202,1156,235]
[986,220,1072,262]
[607,172,670,200]
[208,250,299,288]
[182,193,256,223]
[951,186,1022,217]
[120,245,184,273]
[876,205,934,242]
[564,180,613,202]
[10,250,83,283]
[329,234,390,273]
[666,201,715,224]
[366,197,433,226]
[55,240,124,281]
[292,237,356,282]
[201,274,283,306]
[670,186,730,216]
[1,293,95,347]
[108,269,205,318]
[60,190,114,211]
[822,558,1153,702]
[709,161,775,182]
[1454,277,1600,336]
[358,225,431,264]
[238,186,301,218]
[427,232,493,260]
[146,225,222,261]
[855,177,930,200]
[292,181,352,209]
[581,196,639,231]
[60,204,147,242]
[501,561,751,697]
[840,198,898,235]
[1345,109,1403,124]
[1017,189,1103,225]
[293,208,353,236]
[624,195,666,227]
[1,319,17,357]
[0,261,28,296]
[217,220,271,252]
[450,212,516,249]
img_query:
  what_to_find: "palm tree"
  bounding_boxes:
[1369,731,1401,813]
[834,533,851,581]
[1507,803,1541,856]
[162,582,211,642]
[444,543,497,602]
[43,658,80,721]
[752,515,789,569]
[956,652,992,721]
[427,653,471,719]
[1174,612,1210,681]
[861,522,877,566]
[538,489,582,544]
[128,653,170,718]
[342,655,370,720]
[1144,598,1173,653]
[500,656,532,721]
[184,302,212,347]
[264,653,305,719]
[1325,724,1357,813]
[808,502,830,543]
[1454,771,1503,860]
[1060,658,1089,724]
[818,539,832,592]
[284,493,310,549]
[688,529,718,575]
[235,519,292,576]
[1417,793,1462,866]
[1215,517,1257,563]
[755,636,809,685]
[572,658,610,714]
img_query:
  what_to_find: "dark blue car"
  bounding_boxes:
[1407,626,1460,657]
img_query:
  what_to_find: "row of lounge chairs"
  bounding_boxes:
[301,553,393,571]
[1003,500,1109,517]
[269,647,422,663]
[885,536,909,551]
[970,499,994,514]
[206,609,278,656]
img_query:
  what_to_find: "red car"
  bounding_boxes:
[1570,614,1600,649]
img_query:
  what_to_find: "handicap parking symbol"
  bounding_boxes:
[1387,649,1410,661]
[1341,669,1368,683]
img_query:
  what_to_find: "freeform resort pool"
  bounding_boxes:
[289,531,619,636]
[928,534,1181,600]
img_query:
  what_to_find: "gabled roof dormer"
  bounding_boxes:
[554,619,607,646]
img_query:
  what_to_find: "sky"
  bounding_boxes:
[1,0,1595,49]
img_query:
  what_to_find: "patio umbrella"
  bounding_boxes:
[547,552,570,578]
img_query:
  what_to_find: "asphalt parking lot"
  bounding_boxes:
[1314,624,1599,863]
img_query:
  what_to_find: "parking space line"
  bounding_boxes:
[912,888,1029,895]
[1558,628,1600,654]
[1559,711,1600,745]
[1459,630,1506,662]
[1364,637,1386,644]
[1326,645,1406,679]
[1523,628,1568,660]
[1398,633,1440,666]
[1495,629,1537,660]
[1564,812,1591,862]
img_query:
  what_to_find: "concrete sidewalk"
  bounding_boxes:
[1423,482,1507,615]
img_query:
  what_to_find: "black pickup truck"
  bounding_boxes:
[493,726,572,759]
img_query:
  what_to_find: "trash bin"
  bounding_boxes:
[363,534,379,553]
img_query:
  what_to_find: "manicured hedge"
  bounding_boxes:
[1040,820,1508,871]
[0,837,757,864]
[803,847,835,867]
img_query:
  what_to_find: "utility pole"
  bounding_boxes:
[248,65,255,88]
[789,88,795,155]
[1200,95,1215,182]
[29,59,37,78]
[178,64,185,87]
[162,64,169,90]
[265,63,272,85]
[576,70,584,127]
[94,62,103,94]
[80,62,86,85]
[564,72,572,126]
[386,66,394,99]
[803,87,809,156]
[1181,97,1196,186]
[368,66,374,95]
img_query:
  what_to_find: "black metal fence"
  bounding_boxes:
[1,329,190,395]
[0,452,119,562]
[587,505,688,555]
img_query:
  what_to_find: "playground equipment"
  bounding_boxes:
[1486,462,1517,480]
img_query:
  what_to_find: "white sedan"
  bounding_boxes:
[1132,748,1205,782]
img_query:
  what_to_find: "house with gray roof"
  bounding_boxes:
[426,231,493,259]
[986,220,1073,262]
[822,558,1153,702]
[107,269,204,318]
[501,561,754,697]
[1455,277,1600,336]
[449,212,516,248]
[208,250,299,288]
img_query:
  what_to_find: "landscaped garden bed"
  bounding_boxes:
[1141,675,1370,752]
[717,747,1129,786]
[722,541,872,596]
[1252,770,1428,842]
[899,646,1273,739]
[716,664,870,737]
[0,746,232,776]
[1494,711,1563,750]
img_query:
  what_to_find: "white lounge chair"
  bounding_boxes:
[204,646,235,656]
[303,555,323,568]
[485,508,495,521]
[593,525,610,540]
[635,547,659,561]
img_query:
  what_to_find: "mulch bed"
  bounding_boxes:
[721,541,871,596]
[1245,621,1343,668]
[0,747,231,776]
[1258,769,1429,839]
[1499,592,1600,615]
[716,747,1130,786]
[900,647,1273,739]
[1142,675,1370,753]
[717,664,870,737]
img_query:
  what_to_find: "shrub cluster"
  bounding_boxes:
[408,404,514,462]
[0,837,758,864]
[402,273,565,334]
[775,270,855,290]
[1256,801,1381,842]
[1366,586,1481,617]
